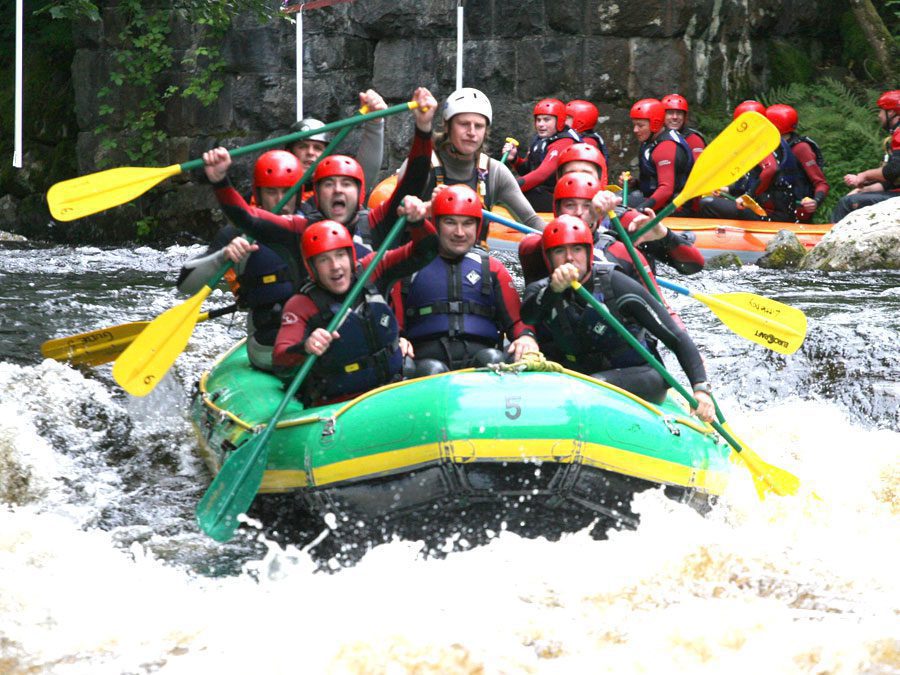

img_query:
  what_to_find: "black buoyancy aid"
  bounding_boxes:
[236,243,295,309]
[431,151,493,207]
[638,130,693,196]
[301,277,401,403]
[522,127,582,185]
[778,135,825,201]
[580,130,609,162]
[552,263,649,372]
[403,249,499,343]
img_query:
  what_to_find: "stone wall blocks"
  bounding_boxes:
[373,39,439,99]
[222,27,284,73]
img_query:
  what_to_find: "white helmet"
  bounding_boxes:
[289,117,329,142]
[442,87,492,125]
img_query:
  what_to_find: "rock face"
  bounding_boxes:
[6,0,840,243]
[801,199,900,271]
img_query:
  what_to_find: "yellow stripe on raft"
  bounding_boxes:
[258,437,728,496]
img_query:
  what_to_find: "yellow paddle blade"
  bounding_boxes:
[694,291,807,355]
[674,112,780,208]
[112,288,210,396]
[41,321,150,367]
[48,164,183,221]
[607,184,622,193]
[722,422,800,498]
[735,194,768,217]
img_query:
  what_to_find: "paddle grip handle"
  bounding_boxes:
[179,102,417,173]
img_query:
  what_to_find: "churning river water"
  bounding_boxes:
[0,237,897,674]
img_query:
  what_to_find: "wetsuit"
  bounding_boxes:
[831,125,900,221]
[514,127,581,211]
[522,264,708,404]
[273,220,438,405]
[628,129,693,213]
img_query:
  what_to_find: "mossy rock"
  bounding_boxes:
[705,253,743,269]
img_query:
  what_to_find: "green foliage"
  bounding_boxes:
[767,39,814,89]
[761,79,885,223]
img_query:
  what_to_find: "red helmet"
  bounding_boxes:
[556,142,608,186]
[312,154,366,208]
[301,220,356,281]
[629,98,665,133]
[253,150,301,191]
[565,100,599,133]
[765,104,798,134]
[432,184,483,222]
[534,98,567,132]
[661,93,689,113]
[542,214,594,267]
[733,100,766,120]
[553,173,602,216]
[877,90,900,113]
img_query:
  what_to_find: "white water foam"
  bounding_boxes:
[1,389,897,674]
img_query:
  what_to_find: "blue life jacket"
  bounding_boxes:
[237,243,294,309]
[301,277,401,403]
[403,250,499,344]
[550,263,650,373]
[778,135,825,202]
[638,130,693,196]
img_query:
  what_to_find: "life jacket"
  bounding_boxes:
[235,243,295,309]
[579,130,610,163]
[549,263,650,373]
[431,150,493,207]
[638,130,693,197]
[402,249,499,344]
[305,207,376,251]
[521,127,582,188]
[777,134,825,202]
[301,277,401,404]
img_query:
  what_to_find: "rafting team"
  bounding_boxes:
[179,85,900,425]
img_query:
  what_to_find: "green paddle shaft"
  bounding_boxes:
[196,215,410,541]
[274,124,356,214]
[571,281,748,452]
[605,210,663,303]
[180,102,417,174]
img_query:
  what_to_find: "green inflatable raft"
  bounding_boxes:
[191,341,731,531]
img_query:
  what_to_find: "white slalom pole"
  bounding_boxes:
[13,0,23,167]
[296,6,304,121]
[455,0,463,90]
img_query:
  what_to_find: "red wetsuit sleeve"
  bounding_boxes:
[213,180,309,245]
[639,141,678,210]
[754,154,778,196]
[367,127,434,246]
[685,133,706,162]
[892,128,900,152]
[358,219,438,290]
[518,138,576,192]
[272,294,319,368]
[489,258,535,339]
[793,141,829,200]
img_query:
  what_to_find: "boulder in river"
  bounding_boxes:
[801,198,900,271]
[757,230,807,269]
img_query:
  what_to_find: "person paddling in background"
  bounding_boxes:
[549,144,704,277]
[566,99,609,161]
[765,104,829,223]
[621,98,693,213]
[698,100,786,222]
[177,150,303,372]
[521,215,714,422]
[399,184,539,376]
[831,89,900,223]
[503,98,581,211]
[287,89,388,210]
[273,201,437,407]
[661,94,706,162]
